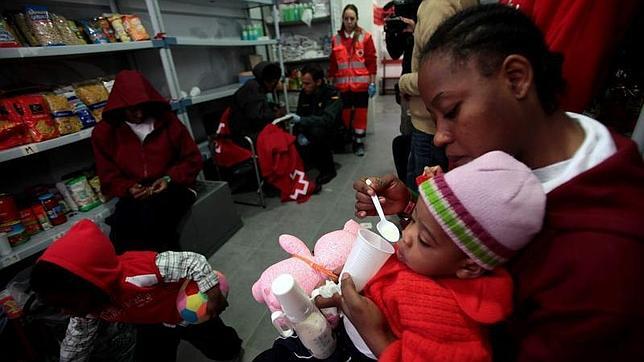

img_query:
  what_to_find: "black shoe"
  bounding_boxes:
[353,143,365,157]
[316,170,337,185]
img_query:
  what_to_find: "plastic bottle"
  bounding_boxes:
[271,274,336,359]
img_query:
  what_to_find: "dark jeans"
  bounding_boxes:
[296,125,335,175]
[253,321,373,362]
[135,317,242,362]
[406,129,448,190]
[392,134,411,182]
[107,184,196,254]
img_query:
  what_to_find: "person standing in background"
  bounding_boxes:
[398,0,477,188]
[328,4,377,157]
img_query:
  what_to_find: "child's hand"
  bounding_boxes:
[315,273,395,357]
[205,285,229,318]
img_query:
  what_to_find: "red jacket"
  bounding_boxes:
[364,256,513,362]
[256,124,316,203]
[501,0,641,112]
[91,70,202,198]
[329,28,377,93]
[502,134,644,361]
[39,219,184,324]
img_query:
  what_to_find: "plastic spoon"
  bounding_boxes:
[365,179,400,242]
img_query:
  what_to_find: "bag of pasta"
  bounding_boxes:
[0,98,27,150]
[42,93,83,135]
[55,86,96,129]
[12,94,59,142]
[25,5,65,46]
[122,15,149,41]
[73,81,109,122]
[0,17,21,47]
[51,13,85,45]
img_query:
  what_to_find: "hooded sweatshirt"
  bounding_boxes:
[362,256,513,361]
[499,133,644,361]
[91,70,202,198]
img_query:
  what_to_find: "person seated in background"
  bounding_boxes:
[91,70,202,254]
[230,61,286,144]
[30,220,242,362]
[290,65,342,185]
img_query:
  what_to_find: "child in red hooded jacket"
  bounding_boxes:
[30,220,242,362]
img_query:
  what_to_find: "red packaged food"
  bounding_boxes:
[31,204,52,230]
[18,208,41,235]
[0,193,19,224]
[12,94,59,142]
[0,98,27,150]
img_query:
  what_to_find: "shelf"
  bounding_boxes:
[0,199,117,270]
[166,36,277,47]
[0,41,160,60]
[268,16,332,27]
[283,56,329,65]
[186,83,242,106]
[0,127,94,163]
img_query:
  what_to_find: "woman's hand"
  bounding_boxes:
[151,177,169,194]
[315,274,395,357]
[353,174,410,218]
[205,285,229,318]
[129,183,150,200]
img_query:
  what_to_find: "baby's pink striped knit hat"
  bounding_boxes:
[418,151,546,270]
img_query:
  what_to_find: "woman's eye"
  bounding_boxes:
[444,103,460,119]
[419,238,431,247]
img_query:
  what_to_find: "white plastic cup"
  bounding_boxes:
[0,232,12,256]
[341,228,395,292]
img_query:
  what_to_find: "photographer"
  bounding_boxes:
[384,0,420,185]
[398,0,477,189]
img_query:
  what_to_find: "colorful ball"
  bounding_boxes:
[176,280,209,324]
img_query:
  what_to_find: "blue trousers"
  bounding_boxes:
[406,129,447,190]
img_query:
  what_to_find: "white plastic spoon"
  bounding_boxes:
[365,179,401,242]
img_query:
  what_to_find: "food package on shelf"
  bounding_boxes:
[66,20,86,44]
[95,16,117,43]
[105,14,131,42]
[0,98,27,150]
[79,18,109,44]
[66,176,101,212]
[101,77,115,93]
[42,93,83,135]
[55,86,96,128]
[0,17,21,47]
[11,94,60,142]
[12,13,39,46]
[73,81,109,122]
[88,176,107,203]
[122,15,150,41]
[51,13,85,45]
[24,5,65,46]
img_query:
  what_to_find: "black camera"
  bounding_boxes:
[383,0,421,35]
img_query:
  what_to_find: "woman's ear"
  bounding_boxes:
[456,258,485,279]
[501,54,533,100]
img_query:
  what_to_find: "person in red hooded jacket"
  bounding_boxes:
[91,70,203,253]
[30,220,242,362]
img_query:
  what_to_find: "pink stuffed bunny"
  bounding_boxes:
[252,219,361,312]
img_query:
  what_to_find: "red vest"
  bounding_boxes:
[331,32,372,92]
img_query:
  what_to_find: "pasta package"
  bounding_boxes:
[79,18,108,44]
[0,99,27,150]
[106,14,130,42]
[55,86,96,129]
[95,17,117,43]
[122,15,150,41]
[42,93,83,135]
[0,18,21,47]
[25,5,65,46]
[12,94,60,142]
[74,81,109,122]
[66,20,86,44]
[52,13,85,45]
[13,13,39,46]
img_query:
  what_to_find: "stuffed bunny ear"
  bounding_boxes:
[344,219,361,235]
[279,234,312,257]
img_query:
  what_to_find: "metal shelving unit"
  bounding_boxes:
[165,36,278,47]
[0,128,94,163]
[0,40,162,59]
[0,199,117,270]
[284,56,329,64]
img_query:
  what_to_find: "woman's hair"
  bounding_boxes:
[340,4,359,32]
[420,4,565,114]
[31,261,110,307]
[301,64,325,82]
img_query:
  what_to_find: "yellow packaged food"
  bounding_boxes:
[122,15,150,41]
[42,93,83,135]
[106,14,130,42]
[73,81,109,122]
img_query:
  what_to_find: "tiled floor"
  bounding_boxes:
[178,95,401,361]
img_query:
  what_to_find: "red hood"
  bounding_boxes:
[102,70,169,123]
[39,219,121,294]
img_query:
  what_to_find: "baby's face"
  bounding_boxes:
[397,200,467,278]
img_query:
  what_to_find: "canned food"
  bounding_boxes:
[0,220,28,247]
[31,204,53,230]
[0,193,19,224]
[19,208,41,235]
[38,192,67,226]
